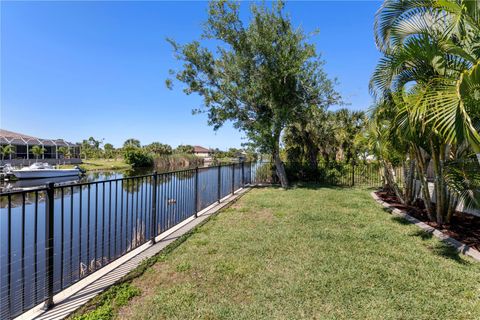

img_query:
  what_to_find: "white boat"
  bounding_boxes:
[4,175,80,190]
[6,162,81,179]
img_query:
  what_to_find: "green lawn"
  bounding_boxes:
[60,159,131,171]
[76,186,480,320]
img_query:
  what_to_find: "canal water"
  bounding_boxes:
[0,163,251,318]
[0,167,155,193]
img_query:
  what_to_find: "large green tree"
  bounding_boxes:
[167,0,334,187]
[103,143,116,159]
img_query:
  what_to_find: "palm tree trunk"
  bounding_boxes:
[413,145,434,221]
[382,160,404,203]
[446,193,457,224]
[430,139,450,226]
[403,152,415,205]
[431,143,442,225]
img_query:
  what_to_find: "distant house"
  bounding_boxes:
[0,129,80,165]
[193,146,211,158]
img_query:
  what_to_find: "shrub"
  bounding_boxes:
[123,148,154,168]
[255,162,277,183]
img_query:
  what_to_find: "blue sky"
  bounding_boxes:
[1,1,381,149]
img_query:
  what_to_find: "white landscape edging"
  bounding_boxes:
[371,192,480,262]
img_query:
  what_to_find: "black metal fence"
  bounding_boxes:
[0,161,267,319]
[285,162,396,187]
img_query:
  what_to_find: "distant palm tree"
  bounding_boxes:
[58,146,71,159]
[123,138,141,149]
[0,145,15,161]
[31,145,46,161]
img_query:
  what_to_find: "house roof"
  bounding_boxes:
[0,129,37,140]
[0,129,77,147]
[193,145,210,153]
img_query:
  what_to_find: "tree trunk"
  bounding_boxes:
[382,160,404,203]
[446,193,457,224]
[414,145,435,221]
[306,141,319,172]
[272,135,288,188]
[403,153,415,205]
[274,153,288,188]
[430,139,448,226]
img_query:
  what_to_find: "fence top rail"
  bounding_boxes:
[0,161,253,197]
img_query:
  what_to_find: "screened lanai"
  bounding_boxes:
[0,129,80,161]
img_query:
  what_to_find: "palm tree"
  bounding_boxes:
[123,139,141,149]
[58,146,71,159]
[366,99,420,207]
[371,0,480,224]
[373,0,480,153]
[31,145,46,161]
[145,142,173,155]
[0,145,15,161]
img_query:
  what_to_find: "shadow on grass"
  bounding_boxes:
[390,216,470,265]
[430,243,471,265]
[252,183,345,190]
[391,215,412,225]
[252,182,380,191]
[410,229,434,241]
[251,184,282,189]
[293,183,346,190]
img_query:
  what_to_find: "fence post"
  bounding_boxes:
[217,165,221,203]
[351,163,355,187]
[241,161,245,187]
[43,182,55,310]
[151,172,158,244]
[250,162,253,185]
[231,163,235,195]
[194,167,199,218]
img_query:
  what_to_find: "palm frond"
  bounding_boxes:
[444,157,480,210]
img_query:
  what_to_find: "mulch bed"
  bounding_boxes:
[375,190,480,252]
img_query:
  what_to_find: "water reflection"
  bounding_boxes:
[0,164,206,193]
[2,176,81,190]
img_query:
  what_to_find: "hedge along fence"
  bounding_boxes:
[283,162,400,188]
